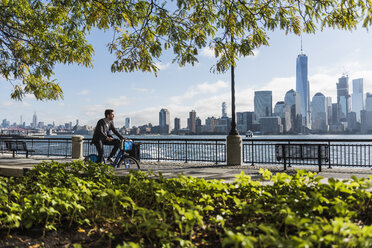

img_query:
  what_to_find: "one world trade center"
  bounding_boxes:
[296,48,310,127]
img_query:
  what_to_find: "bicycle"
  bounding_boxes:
[84,139,140,170]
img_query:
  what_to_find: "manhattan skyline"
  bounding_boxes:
[1,27,372,128]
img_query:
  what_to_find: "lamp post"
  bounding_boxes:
[226,36,242,165]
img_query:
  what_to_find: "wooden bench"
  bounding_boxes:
[275,144,329,172]
[5,140,35,158]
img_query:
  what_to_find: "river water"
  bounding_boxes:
[44,134,372,140]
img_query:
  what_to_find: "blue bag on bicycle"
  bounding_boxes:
[123,141,133,151]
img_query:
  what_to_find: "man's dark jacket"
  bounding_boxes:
[92,118,124,144]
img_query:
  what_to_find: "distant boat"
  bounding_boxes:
[46,129,56,135]
[245,130,253,137]
[28,131,45,138]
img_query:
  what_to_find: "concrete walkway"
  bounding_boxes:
[1,154,372,183]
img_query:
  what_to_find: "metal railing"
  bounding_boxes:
[83,138,226,164]
[242,138,372,168]
[2,136,372,168]
[0,136,71,157]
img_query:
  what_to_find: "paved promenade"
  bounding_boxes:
[1,154,372,184]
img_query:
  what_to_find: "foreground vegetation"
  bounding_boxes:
[1,161,372,247]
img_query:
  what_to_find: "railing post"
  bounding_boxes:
[47,139,50,157]
[328,141,332,169]
[288,141,291,167]
[215,141,218,164]
[282,144,287,171]
[318,144,322,172]
[71,135,84,159]
[157,140,160,162]
[65,139,68,157]
[251,140,254,166]
[185,140,188,163]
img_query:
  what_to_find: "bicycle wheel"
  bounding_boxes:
[84,154,99,163]
[121,155,140,170]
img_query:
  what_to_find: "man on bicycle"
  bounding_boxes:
[92,109,126,163]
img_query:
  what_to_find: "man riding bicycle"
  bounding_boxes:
[92,109,126,163]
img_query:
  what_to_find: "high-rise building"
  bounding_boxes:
[337,75,351,121]
[222,102,227,118]
[311,92,328,132]
[331,103,339,125]
[204,117,216,133]
[159,108,170,134]
[365,93,372,111]
[187,110,196,133]
[237,112,254,133]
[174,118,180,132]
[284,89,301,132]
[352,78,364,122]
[125,117,131,128]
[196,117,202,134]
[254,91,272,124]
[32,112,37,128]
[259,116,283,134]
[296,50,310,126]
[326,97,333,126]
[274,101,291,132]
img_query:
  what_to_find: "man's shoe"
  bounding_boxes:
[107,157,114,163]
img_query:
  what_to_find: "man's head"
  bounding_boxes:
[105,109,114,121]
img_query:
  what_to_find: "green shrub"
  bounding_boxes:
[1,162,372,247]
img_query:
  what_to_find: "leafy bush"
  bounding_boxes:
[1,161,372,247]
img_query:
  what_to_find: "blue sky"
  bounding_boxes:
[1,26,372,129]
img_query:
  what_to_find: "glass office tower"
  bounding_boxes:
[296,52,310,126]
[352,78,364,122]
[254,91,272,124]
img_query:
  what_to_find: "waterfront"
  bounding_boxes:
[44,134,372,140]
[3,134,372,170]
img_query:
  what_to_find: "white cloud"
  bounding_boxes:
[170,80,228,104]
[200,47,215,58]
[0,101,12,106]
[132,87,155,94]
[77,90,91,96]
[82,104,105,119]
[155,62,170,70]
[105,96,128,107]
[251,49,260,57]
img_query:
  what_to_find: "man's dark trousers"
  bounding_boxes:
[94,139,121,163]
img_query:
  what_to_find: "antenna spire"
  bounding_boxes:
[300,35,303,53]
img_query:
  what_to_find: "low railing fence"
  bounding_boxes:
[1,136,372,168]
[83,138,226,164]
[242,138,372,168]
[0,137,71,157]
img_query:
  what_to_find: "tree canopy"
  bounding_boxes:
[1,0,372,100]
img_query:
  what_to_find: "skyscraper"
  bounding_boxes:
[32,112,37,128]
[125,117,131,128]
[187,110,196,133]
[237,112,254,133]
[159,108,170,134]
[352,78,364,121]
[254,91,272,124]
[337,75,351,121]
[274,101,291,132]
[326,97,333,125]
[296,49,310,126]
[284,89,301,132]
[311,92,328,131]
[366,93,372,111]
[174,118,180,132]
[222,102,227,118]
